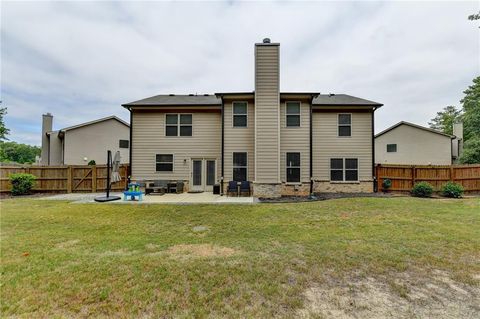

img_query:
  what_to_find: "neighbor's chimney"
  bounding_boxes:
[41,113,53,165]
[254,38,281,191]
[453,121,464,159]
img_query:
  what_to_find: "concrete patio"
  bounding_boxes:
[40,192,256,204]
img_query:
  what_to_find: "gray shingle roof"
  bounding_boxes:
[123,94,221,107]
[123,93,382,107]
[313,94,382,106]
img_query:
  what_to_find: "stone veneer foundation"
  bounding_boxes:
[313,181,373,193]
[252,183,282,198]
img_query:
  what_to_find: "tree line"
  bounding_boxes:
[428,76,480,164]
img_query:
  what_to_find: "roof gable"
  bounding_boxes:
[60,116,129,132]
[375,121,454,139]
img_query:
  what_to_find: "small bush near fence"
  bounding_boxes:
[411,182,434,198]
[10,173,36,195]
[442,182,464,198]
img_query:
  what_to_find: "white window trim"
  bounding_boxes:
[337,113,352,138]
[165,113,193,137]
[329,157,359,182]
[155,153,175,173]
[285,101,301,128]
[232,151,248,181]
[232,101,248,128]
[286,152,301,184]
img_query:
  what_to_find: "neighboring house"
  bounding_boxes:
[40,114,130,165]
[374,121,463,165]
[123,39,383,197]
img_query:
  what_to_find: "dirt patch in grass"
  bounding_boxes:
[298,270,480,319]
[166,244,237,258]
[98,248,138,257]
[55,239,80,249]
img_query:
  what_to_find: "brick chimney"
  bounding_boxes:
[254,38,281,196]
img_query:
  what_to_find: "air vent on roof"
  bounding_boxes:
[263,38,271,43]
[169,94,175,96]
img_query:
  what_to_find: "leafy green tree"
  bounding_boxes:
[0,106,9,141]
[0,141,41,164]
[428,105,461,135]
[468,11,480,21]
[461,76,480,141]
[459,136,480,164]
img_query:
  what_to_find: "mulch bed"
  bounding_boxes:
[259,192,399,203]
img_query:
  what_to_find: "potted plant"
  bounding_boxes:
[382,178,392,193]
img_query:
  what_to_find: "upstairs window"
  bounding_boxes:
[156,154,173,172]
[233,102,248,127]
[286,102,301,127]
[166,114,192,136]
[338,114,352,137]
[233,152,247,181]
[286,152,301,183]
[330,158,358,181]
[387,144,397,152]
[119,140,129,148]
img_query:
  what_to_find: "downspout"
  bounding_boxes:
[128,108,133,179]
[309,93,318,198]
[372,107,377,192]
[220,96,225,195]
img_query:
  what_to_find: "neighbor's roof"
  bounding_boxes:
[313,94,382,107]
[48,116,129,135]
[122,94,221,107]
[122,93,382,107]
[375,121,455,139]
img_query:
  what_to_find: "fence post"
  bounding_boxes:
[450,166,454,182]
[412,165,416,186]
[92,166,97,193]
[67,166,72,193]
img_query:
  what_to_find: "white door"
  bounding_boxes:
[190,159,216,192]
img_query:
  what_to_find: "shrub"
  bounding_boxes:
[441,182,464,198]
[411,182,434,198]
[88,160,96,165]
[382,178,392,191]
[10,173,36,195]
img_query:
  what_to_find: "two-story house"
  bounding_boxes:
[123,39,382,198]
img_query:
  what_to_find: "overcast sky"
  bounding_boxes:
[1,1,479,145]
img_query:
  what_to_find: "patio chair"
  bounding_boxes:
[169,181,184,194]
[227,181,238,196]
[240,181,251,197]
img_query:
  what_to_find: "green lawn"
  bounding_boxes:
[1,197,479,318]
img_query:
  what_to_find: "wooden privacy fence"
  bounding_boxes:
[0,164,129,193]
[376,164,480,193]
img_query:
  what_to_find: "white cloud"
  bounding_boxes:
[1,0,479,145]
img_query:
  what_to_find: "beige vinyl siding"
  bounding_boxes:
[48,132,63,165]
[224,101,255,182]
[375,124,452,165]
[131,111,221,181]
[63,119,130,165]
[312,112,373,181]
[255,44,280,183]
[280,102,310,183]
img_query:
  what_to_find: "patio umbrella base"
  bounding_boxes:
[94,196,121,202]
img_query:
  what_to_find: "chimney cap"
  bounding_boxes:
[263,38,271,44]
[44,113,53,117]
